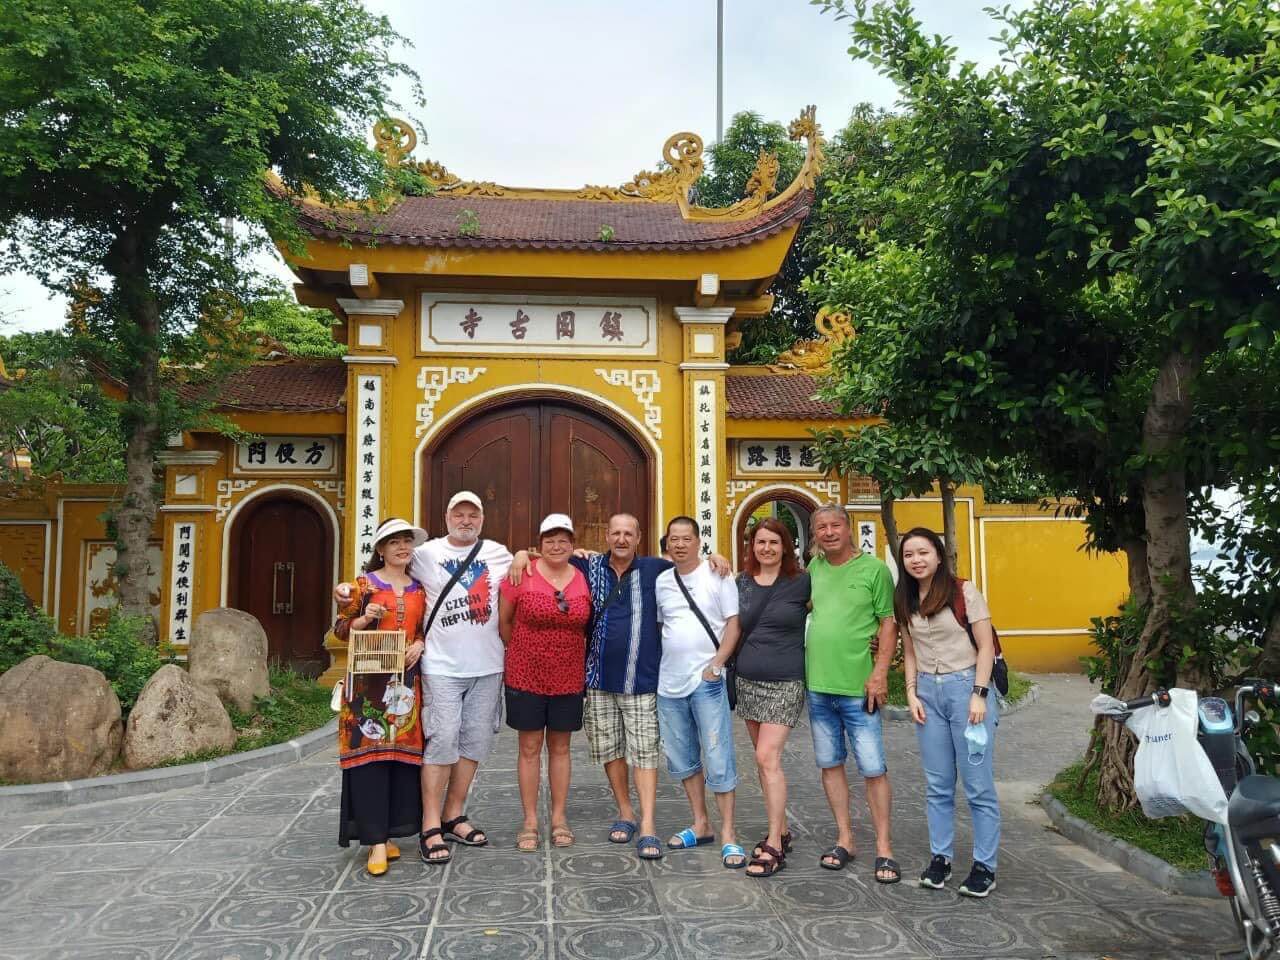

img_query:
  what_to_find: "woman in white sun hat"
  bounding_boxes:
[334,517,429,877]
[498,513,592,851]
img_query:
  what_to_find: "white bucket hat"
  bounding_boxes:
[372,518,428,550]
[539,513,574,536]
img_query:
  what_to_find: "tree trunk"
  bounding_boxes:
[1096,346,1200,810]
[1256,604,1280,680]
[940,477,958,571]
[880,494,898,561]
[1121,537,1151,610]
[108,228,163,644]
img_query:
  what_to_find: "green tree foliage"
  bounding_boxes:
[811,0,1280,807]
[241,291,344,359]
[0,329,124,482]
[0,0,416,633]
[702,107,900,363]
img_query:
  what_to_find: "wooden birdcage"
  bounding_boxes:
[348,629,407,677]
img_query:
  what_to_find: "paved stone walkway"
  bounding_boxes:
[0,675,1242,959]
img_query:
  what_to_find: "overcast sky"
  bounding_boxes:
[0,0,1028,334]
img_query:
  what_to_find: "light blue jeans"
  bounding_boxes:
[915,666,1000,870]
[657,679,738,793]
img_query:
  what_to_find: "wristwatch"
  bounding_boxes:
[972,685,989,699]
[709,665,723,678]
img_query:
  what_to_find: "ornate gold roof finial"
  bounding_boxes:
[373,118,417,169]
[769,306,854,375]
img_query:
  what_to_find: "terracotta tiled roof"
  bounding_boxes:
[725,373,846,420]
[293,190,814,252]
[182,359,346,413]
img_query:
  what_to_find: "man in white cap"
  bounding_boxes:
[336,490,511,864]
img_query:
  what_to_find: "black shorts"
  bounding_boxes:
[504,686,584,732]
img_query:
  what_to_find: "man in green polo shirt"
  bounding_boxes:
[806,504,900,883]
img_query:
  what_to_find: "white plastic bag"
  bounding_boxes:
[1125,688,1229,825]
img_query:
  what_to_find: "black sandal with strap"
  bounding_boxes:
[442,814,488,846]
[820,844,852,871]
[752,830,793,859]
[419,826,451,864]
[747,842,787,878]
[875,856,902,884]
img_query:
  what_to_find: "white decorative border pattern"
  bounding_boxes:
[215,479,259,523]
[724,479,759,517]
[416,366,487,437]
[312,480,346,517]
[804,479,842,502]
[594,369,662,439]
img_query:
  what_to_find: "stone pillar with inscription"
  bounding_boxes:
[156,448,223,656]
[328,298,402,684]
[675,307,734,557]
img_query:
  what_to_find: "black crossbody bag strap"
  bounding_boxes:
[424,539,485,635]
[674,571,719,650]
[737,576,780,645]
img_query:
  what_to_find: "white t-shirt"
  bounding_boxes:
[654,561,740,699]
[409,537,513,678]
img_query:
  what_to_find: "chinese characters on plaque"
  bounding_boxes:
[735,440,822,475]
[236,436,336,474]
[421,294,656,356]
[168,522,196,645]
[354,376,382,570]
[857,520,876,557]
[692,379,718,556]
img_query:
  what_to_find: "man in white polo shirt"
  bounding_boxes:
[653,515,745,868]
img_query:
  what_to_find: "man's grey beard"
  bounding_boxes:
[447,525,480,544]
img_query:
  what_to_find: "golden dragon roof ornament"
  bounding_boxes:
[770,306,854,375]
[372,105,824,222]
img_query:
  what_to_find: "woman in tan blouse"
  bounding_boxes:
[894,527,1000,899]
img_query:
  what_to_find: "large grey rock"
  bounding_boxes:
[188,608,269,713]
[123,664,235,769]
[0,655,122,782]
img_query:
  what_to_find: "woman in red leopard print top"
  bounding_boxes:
[499,513,590,851]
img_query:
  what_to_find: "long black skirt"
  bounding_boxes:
[338,760,422,848]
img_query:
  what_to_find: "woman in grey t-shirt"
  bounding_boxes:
[735,518,811,877]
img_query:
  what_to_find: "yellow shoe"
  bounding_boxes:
[386,841,400,861]
[367,848,388,876]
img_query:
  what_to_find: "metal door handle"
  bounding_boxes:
[273,561,295,614]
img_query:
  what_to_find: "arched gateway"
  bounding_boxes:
[422,398,651,553]
[228,492,334,676]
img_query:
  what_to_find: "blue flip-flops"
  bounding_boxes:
[722,843,747,869]
[667,827,715,849]
[608,819,638,844]
[637,835,663,860]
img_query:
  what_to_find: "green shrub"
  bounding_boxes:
[0,561,168,711]
[51,611,168,711]
[0,562,58,673]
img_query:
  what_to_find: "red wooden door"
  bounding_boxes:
[425,401,650,553]
[230,496,331,676]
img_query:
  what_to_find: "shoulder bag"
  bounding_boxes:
[950,578,1009,696]
[673,571,738,710]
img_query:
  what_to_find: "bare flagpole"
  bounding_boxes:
[716,0,724,143]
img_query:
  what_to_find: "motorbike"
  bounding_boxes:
[1094,680,1280,960]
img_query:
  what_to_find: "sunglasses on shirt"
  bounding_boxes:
[554,589,569,614]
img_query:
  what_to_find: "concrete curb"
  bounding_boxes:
[0,719,337,816]
[883,681,1042,722]
[1040,792,1217,898]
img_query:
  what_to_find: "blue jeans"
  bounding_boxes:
[807,691,888,776]
[915,666,1000,870]
[657,679,737,793]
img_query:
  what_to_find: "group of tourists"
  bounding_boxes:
[332,491,1003,898]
